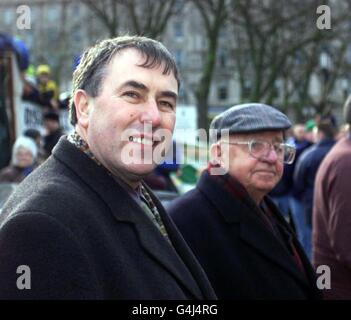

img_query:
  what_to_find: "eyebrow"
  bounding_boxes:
[120,80,147,91]
[119,80,178,100]
[160,90,178,100]
[241,135,284,143]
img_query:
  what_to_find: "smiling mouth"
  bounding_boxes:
[128,136,160,146]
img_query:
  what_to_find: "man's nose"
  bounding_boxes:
[140,100,161,127]
[263,147,279,163]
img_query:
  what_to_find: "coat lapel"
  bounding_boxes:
[238,206,310,288]
[53,138,202,299]
[145,184,216,299]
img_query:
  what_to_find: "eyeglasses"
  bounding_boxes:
[223,140,296,164]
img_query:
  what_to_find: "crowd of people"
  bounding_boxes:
[269,114,349,261]
[22,63,69,112]
[0,111,64,183]
[1,35,66,183]
[0,35,350,300]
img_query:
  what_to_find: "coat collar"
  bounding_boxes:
[52,137,204,299]
[315,137,335,148]
[197,170,315,289]
[197,171,243,223]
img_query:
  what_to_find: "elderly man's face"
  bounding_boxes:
[220,131,284,203]
[78,49,178,187]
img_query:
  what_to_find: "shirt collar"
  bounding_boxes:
[67,131,141,198]
[67,131,101,166]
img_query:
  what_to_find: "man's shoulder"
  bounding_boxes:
[320,139,351,169]
[298,144,316,163]
[0,158,97,226]
[167,187,210,221]
[168,187,201,207]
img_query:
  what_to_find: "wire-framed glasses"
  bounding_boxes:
[223,140,296,164]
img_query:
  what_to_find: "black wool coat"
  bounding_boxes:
[168,171,321,300]
[0,137,216,300]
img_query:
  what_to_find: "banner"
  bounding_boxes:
[15,101,73,137]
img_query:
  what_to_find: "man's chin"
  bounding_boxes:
[253,179,277,192]
[127,163,157,177]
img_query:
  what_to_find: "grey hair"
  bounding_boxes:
[69,35,180,125]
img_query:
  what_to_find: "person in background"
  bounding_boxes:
[269,124,312,221]
[313,96,351,299]
[23,128,46,165]
[293,117,336,259]
[289,122,315,257]
[42,111,63,157]
[169,103,321,299]
[0,136,37,183]
[336,124,350,140]
[36,64,59,111]
[304,120,316,144]
[58,92,71,110]
[22,64,41,104]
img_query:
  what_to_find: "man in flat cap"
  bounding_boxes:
[168,103,321,299]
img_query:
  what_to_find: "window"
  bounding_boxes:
[178,87,187,103]
[218,86,228,101]
[72,29,81,42]
[174,21,183,39]
[242,80,252,99]
[218,49,227,68]
[3,9,13,25]
[175,49,183,68]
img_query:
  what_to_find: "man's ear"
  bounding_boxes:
[210,142,222,165]
[74,89,92,129]
[209,142,230,176]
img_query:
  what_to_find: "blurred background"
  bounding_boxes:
[1,0,351,200]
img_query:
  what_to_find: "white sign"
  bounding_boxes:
[15,101,73,137]
[174,105,198,144]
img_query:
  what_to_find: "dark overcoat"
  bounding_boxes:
[0,137,216,300]
[168,171,321,299]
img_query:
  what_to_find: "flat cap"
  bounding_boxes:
[210,103,292,139]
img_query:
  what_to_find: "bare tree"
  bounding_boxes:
[120,0,184,39]
[229,0,351,117]
[81,0,120,36]
[81,0,184,39]
[191,0,229,131]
